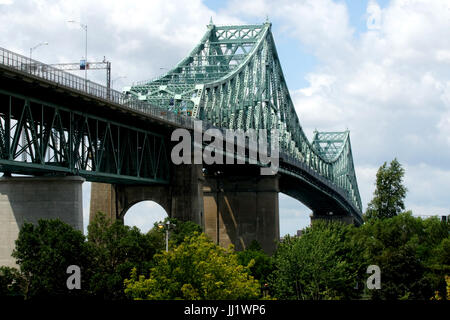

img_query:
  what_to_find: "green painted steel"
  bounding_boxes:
[0,89,170,185]
[128,21,362,215]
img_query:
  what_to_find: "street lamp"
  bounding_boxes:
[158,220,176,252]
[29,42,48,61]
[68,20,88,88]
[29,42,48,73]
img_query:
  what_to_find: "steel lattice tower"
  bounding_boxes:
[126,21,362,213]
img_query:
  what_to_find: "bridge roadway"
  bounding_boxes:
[0,47,362,263]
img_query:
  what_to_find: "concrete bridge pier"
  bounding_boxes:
[0,176,84,268]
[89,164,205,227]
[203,174,280,255]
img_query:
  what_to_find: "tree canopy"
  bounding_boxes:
[124,232,260,300]
[354,212,450,300]
[12,219,89,299]
[270,221,363,300]
[365,158,407,221]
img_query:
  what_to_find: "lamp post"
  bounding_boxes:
[29,42,48,61]
[158,220,176,252]
[68,20,88,89]
[29,42,48,72]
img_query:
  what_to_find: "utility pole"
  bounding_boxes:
[158,221,176,252]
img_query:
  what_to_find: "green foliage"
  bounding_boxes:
[156,217,203,247]
[11,219,89,299]
[270,221,362,300]
[237,241,274,286]
[0,266,26,297]
[86,212,162,299]
[7,206,448,301]
[365,158,407,221]
[124,232,260,300]
[171,219,203,246]
[354,212,450,300]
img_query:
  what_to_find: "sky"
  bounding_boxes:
[1,0,449,236]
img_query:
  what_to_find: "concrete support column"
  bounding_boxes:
[169,164,204,227]
[0,176,84,268]
[89,182,118,222]
[203,174,279,255]
[89,164,204,227]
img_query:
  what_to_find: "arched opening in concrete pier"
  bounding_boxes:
[124,201,168,233]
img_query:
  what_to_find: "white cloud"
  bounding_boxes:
[366,0,382,30]
[0,0,240,85]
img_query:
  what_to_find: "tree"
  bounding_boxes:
[12,219,89,299]
[237,240,274,286]
[124,232,260,300]
[86,212,204,299]
[270,221,363,300]
[365,158,407,221]
[354,212,449,300]
[86,212,161,299]
[165,217,203,246]
[0,266,26,297]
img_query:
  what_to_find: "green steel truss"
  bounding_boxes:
[0,90,170,184]
[129,21,362,213]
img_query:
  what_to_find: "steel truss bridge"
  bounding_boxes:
[0,21,363,224]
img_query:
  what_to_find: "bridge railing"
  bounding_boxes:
[0,46,196,129]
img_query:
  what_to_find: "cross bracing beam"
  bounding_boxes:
[129,21,363,216]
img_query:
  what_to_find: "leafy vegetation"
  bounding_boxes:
[0,266,26,297]
[270,221,363,300]
[124,232,260,300]
[1,159,449,300]
[237,240,274,287]
[354,212,450,300]
[86,212,164,299]
[365,158,407,221]
[12,219,89,299]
